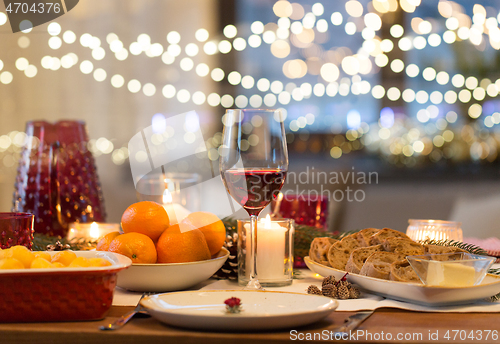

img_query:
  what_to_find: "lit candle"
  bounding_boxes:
[67,222,120,241]
[406,219,463,242]
[246,214,287,281]
[162,190,191,225]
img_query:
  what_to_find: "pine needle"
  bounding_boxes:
[489,268,500,275]
[420,239,488,256]
[32,233,98,251]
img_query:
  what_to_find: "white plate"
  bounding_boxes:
[117,247,229,292]
[140,290,338,331]
[305,256,500,306]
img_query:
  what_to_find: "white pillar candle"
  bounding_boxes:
[162,190,191,225]
[246,214,287,281]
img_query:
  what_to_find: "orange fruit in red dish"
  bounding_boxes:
[51,251,77,266]
[96,231,121,251]
[108,232,157,264]
[0,248,12,260]
[9,245,35,268]
[30,257,53,269]
[121,201,170,242]
[181,212,226,256]
[33,252,51,261]
[0,258,24,269]
[156,223,211,263]
[68,257,91,268]
[89,258,112,267]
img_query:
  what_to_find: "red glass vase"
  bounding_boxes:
[13,120,106,237]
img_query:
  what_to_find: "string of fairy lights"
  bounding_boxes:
[0,0,500,169]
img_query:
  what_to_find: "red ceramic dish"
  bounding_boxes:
[0,251,131,323]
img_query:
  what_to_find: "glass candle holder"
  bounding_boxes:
[136,172,201,224]
[406,219,463,242]
[67,222,121,243]
[0,213,34,249]
[237,216,294,287]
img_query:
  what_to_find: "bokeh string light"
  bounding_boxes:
[1,1,500,168]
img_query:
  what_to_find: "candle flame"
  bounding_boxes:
[89,222,100,239]
[162,189,173,204]
[264,214,272,228]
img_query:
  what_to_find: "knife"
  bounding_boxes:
[333,310,374,334]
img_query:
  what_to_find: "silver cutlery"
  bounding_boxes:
[332,310,374,334]
[99,293,151,331]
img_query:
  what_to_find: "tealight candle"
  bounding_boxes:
[238,215,294,287]
[67,222,120,242]
[406,219,463,242]
[162,190,191,225]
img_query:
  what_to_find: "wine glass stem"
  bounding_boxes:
[249,214,258,282]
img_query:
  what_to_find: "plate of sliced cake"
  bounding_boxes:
[306,228,500,306]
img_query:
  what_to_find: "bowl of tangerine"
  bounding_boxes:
[97,201,229,292]
[0,248,131,322]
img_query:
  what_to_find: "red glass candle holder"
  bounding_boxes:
[13,120,106,237]
[0,212,34,249]
[271,193,329,229]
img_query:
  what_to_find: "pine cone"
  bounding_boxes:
[349,285,361,299]
[322,284,337,298]
[46,241,71,251]
[337,279,350,288]
[213,233,238,280]
[307,285,322,295]
[337,285,350,300]
[322,275,336,287]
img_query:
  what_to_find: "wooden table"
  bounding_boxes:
[1,306,499,344]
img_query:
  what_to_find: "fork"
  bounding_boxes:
[99,292,152,331]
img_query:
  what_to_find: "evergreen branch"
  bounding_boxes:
[488,268,500,275]
[420,239,488,256]
[32,233,98,251]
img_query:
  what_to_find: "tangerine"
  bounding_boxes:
[121,201,170,241]
[0,258,24,269]
[33,252,51,261]
[10,245,35,268]
[96,231,121,251]
[156,223,211,263]
[181,212,226,256]
[0,248,12,260]
[30,257,53,269]
[68,257,91,268]
[51,251,77,266]
[108,232,157,264]
[89,257,112,267]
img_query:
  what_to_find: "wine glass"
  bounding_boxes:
[220,109,288,289]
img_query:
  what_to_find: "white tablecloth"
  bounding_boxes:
[113,264,500,313]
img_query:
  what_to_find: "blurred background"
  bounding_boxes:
[1,0,500,237]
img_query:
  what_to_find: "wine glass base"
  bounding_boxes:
[242,278,263,290]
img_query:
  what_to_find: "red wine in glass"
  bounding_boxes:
[221,169,287,216]
[220,109,288,289]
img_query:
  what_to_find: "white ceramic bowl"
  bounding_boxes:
[117,247,229,292]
